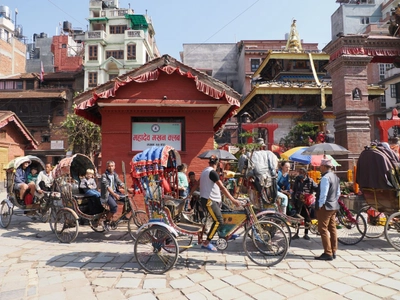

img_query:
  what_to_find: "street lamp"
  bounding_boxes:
[239,112,251,144]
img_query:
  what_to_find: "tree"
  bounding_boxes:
[60,111,101,159]
[281,123,319,148]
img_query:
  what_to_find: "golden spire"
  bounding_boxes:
[285,19,303,52]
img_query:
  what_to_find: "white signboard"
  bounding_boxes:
[132,122,182,151]
[51,140,64,150]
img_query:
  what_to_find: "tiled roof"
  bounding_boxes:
[0,91,67,99]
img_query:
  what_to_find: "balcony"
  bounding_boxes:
[125,30,144,39]
[101,8,134,18]
[85,31,107,45]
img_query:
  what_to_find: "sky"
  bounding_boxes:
[2,0,340,59]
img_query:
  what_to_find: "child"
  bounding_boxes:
[80,169,100,198]
[177,163,189,199]
[27,167,38,184]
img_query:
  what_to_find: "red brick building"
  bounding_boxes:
[0,111,38,183]
[74,54,241,184]
[51,35,83,72]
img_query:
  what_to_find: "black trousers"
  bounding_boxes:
[201,197,223,241]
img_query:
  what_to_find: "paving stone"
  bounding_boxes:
[221,274,249,286]
[96,289,128,300]
[302,273,333,286]
[287,287,346,300]
[322,281,355,295]
[187,272,213,283]
[143,279,167,289]
[240,269,269,280]
[115,277,141,288]
[353,271,384,282]
[206,270,233,278]
[345,290,381,300]
[253,289,286,300]
[337,275,369,288]
[156,290,186,300]
[200,278,230,292]
[292,279,317,291]
[185,290,218,300]
[170,278,195,289]
[236,282,266,295]
[273,283,306,298]
[376,277,400,291]
[363,283,398,298]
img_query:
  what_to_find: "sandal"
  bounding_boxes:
[201,243,217,252]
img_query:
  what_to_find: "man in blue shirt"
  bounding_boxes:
[315,158,341,261]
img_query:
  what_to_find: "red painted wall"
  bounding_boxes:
[99,72,226,208]
[52,36,83,72]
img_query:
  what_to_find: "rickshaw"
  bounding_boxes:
[130,146,289,274]
[356,143,400,250]
[241,149,367,246]
[0,155,54,228]
[52,153,147,243]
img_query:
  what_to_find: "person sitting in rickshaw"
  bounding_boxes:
[80,169,100,199]
[100,160,125,231]
[277,161,291,215]
[292,168,318,240]
[36,163,54,198]
[27,167,39,184]
[14,158,36,205]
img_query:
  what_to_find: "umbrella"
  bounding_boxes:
[198,149,237,161]
[301,143,350,156]
[288,149,340,167]
[281,146,308,160]
[311,155,341,167]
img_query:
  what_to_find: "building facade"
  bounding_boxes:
[82,0,160,90]
[0,5,26,76]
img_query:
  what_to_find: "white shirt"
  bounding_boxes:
[36,170,54,191]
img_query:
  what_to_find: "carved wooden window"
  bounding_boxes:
[127,44,136,60]
[106,50,124,59]
[88,72,98,88]
[109,25,127,34]
[88,45,98,60]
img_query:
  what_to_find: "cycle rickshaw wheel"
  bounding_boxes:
[89,216,105,233]
[258,213,292,245]
[39,206,51,223]
[0,201,12,228]
[357,205,385,238]
[128,210,148,241]
[134,225,178,274]
[243,220,289,267]
[54,208,79,243]
[385,212,400,251]
[337,208,366,245]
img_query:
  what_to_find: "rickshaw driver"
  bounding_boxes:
[100,160,125,230]
[187,155,242,252]
[14,159,36,204]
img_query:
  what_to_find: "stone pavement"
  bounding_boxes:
[1,191,400,300]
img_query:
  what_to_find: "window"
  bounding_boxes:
[26,80,35,90]
[361,17,369,24]
[396,83,400,104]
[0,81,23,90]
[106,50,124,59]
[0,81,4,90]
[88,45,98,60]
[88,72,98,87]
[380,95,386,108]
[379,64,393,81]
[250,59,260,72]
[127,44,136,60]
[110,25,127,34]
[391,84,396,98]
[42,134,50,143]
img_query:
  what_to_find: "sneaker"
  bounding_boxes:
[103,221,111,231]
[228,234,240,241]
[314,253,333,261]
[303,234,310,240]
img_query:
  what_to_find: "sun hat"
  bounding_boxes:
[321,158,333,167]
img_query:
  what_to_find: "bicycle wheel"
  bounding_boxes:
[243,220,288,267]
[127,211,149,241]
[89,216,105,233]
[258,213,292,245]
[0,201,12,228]
[357,205,385,238]
[54,208,79,243]
[39,206,51,223]
[337,208,366,245]
[49,205,58,233]
[134,225,178,274]
[385,211,400,251]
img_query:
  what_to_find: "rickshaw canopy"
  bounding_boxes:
[5,155,45,170]
[52,154,96,180]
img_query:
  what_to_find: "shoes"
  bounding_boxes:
[303,234,310,240]
[314,253,333,261]
[103,221,111,231]
[228,234,240,241]
[201,243,217,252]
[333,252,336,259]
[292,234,300,240]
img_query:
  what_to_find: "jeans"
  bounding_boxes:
[85,189,101,198]
[277,191,288,214]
